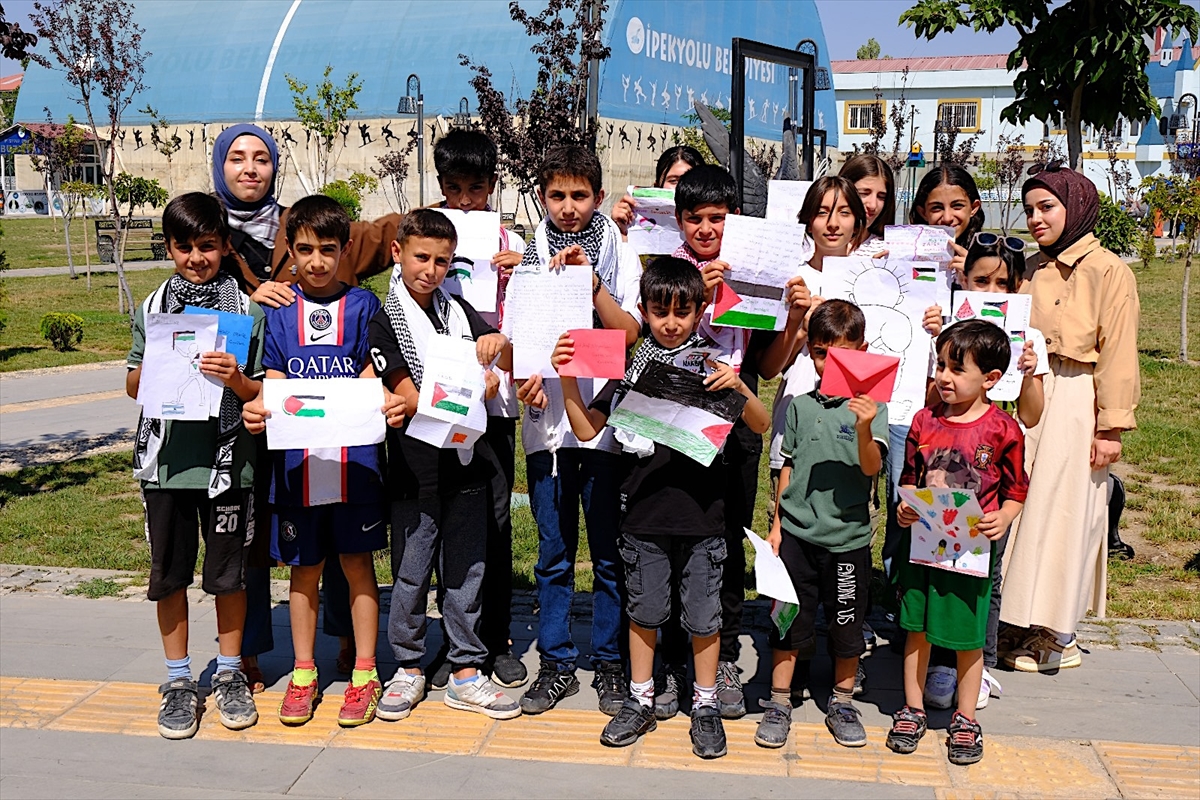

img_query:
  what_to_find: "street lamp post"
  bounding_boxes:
[398,74,424,206]
[1179,93,1199,179]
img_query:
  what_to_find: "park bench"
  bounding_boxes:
[94,217,166,263]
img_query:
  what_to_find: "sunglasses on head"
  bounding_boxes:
[1027,160,1065,176]
[972,231,1027,253]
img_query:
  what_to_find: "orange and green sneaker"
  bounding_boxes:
[278,675,319,726]
[338,673,382,727]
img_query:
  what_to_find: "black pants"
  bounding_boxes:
[479,417,516,657]
[659,430,761,667]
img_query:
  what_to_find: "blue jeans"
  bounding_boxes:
[881,422,910,581]
[527,448,624,666]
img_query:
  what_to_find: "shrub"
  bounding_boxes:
[1095,193,1140,257]
[1136,231,1158,266]
[319,179,362,221]
[40,312,85,351]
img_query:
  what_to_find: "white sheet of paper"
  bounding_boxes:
[406,335,488,450]
[436,209,502,313]
[263,377,386,450]
[822,256,938,426]
[506,263,594,378]
[766,180,813,223]
[624,186,684,255]
[899,486,991,578]
[718,214,811,291]
[743,528,799,604]
[950,291,1032,332]
[885,225,957,307]
[137,313,221,421]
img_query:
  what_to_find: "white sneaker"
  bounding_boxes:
[976,669,1002,710]
[923,665,957,710]
[444,674,522,719]
[377,672,425,721]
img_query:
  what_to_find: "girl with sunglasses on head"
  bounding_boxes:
[999,165,1140,674]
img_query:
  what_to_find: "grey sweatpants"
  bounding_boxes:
[387,486,489,669]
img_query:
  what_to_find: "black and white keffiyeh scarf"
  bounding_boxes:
[523,211,621,292]
[132,271,250,498]
[609,332,707,457]
[227,203,281,250]
[381,282,471,389]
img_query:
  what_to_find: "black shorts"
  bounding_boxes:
[620,533,725,637]
[770,535,871,660]
[272,503,386,566]
[144,488,254,601]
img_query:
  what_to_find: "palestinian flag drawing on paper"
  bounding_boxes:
[607,361,748,466]
[431,382,472,415]
[283,394,326,418]
[981,300,1007,320]
[711,281,786,331]
[912,266,939,282]
[771,599,799,637]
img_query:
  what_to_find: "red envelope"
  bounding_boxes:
[559,328,627,380]
[819,347,900,403]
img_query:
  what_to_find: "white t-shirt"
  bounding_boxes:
[503,234,643,454]
[767,262,824,470]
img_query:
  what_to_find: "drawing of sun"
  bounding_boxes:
[842,258,915,358]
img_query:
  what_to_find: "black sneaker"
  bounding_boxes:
[490,652,529,688]
[690,705,728,759]
[854,661,867,697]
[947,710,984,765]
[592,660,626,717]
[427,644,452,691]
[715,661,745,719]
[654,666,686,720]
[753,699,792,749]
[886,705,928,754]
[792,659,812,703]
[519,662,579,715]
[157,678,200,740]
[599,698,657,747]
[211,669,258,730]
[825,695,867,747]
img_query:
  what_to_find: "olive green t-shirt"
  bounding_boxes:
[778,390,889,553]
[128,302,266,491]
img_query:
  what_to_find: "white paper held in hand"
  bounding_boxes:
[625,186,683,255]
[263,377,386,450]
[406,334,488,450]
[435,209,502,313]
[506,263,593,378]
[743,528,799,605]
[137,313,222,421]
[766,180,813,223]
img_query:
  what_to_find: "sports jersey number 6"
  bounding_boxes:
[370,347,388,374]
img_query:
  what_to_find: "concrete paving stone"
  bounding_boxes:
[1158,642,1200,656]
[1150,621,1194,639]
[1112,623,1155,646]
[1070,648,1177,673]
[991,666,1194,706]
[0,774,287,800]
[0,643,145,682]
[979,694,1198,745]
[1158,653,1200,701]
[0,576,35,590]
[0,728,321,795]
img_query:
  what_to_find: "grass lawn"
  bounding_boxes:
[0,256,1196,619]
[1,215,164,270]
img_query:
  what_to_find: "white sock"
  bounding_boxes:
[1054,630,1075,646]
[630,678,654,708]
[693,682,718,709]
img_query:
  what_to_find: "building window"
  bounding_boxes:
[1129,119,1142,138]
[937,100,980,132]
[845,101,885,133]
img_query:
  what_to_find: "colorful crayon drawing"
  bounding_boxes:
[898,486,991,578]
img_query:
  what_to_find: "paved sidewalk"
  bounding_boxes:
[6,260,172,278]
[1,567,1197,798]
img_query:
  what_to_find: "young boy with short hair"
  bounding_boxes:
[403,128,528,690]
[510,145,643,717]
[755,299,887,752]
[368,209,521,721]
[126,191,265,739]
[661,165,811,720]
[549,257,769,758]
[889,320,1028,766]
[241,195,405,727]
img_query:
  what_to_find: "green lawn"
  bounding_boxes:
[1,216,164,270]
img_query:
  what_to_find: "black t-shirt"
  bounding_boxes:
[725,328,774,456]
[591,380,726,538]
[367,295,498,498]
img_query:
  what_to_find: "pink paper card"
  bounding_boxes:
[559,328,627,380]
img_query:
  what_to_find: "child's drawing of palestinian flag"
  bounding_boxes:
[912,265,940,283]
[607,361,748,466]
[711,281,786,331]
[430,381,472,415]
[283,394,326,418]
[770,599,798,637]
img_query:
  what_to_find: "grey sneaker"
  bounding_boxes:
[211,670,258,730]
[444,674,521,719]
[715,661,745,719]
[654,667,685,720]
[157,678,199,740]
[592,660,627,717]
[600,698,657,747]
[690,704,728,759]
[377,672,425,721]
[753,699,792,748]
[520,662,579,715]
[825,696,867,747]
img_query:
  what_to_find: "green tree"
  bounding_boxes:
[27,112,89,279]
[140,104,181,193]
[112,173,168,262]
[285,64,363,191]
[60,180,103,289]
[900,0,1200,170]
[1140,175,1200,361]
[856,37,882,60]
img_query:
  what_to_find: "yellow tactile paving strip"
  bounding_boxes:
[1093,741,1200,799]
[2,677,1198,798]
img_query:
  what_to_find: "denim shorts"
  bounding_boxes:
[620,533,726,637]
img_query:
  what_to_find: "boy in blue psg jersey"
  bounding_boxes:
[243,195,406,728]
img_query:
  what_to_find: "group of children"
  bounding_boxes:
[131,130,1048,766]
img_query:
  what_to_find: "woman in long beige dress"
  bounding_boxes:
[999,165,1140,672]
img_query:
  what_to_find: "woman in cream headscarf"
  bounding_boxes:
[1000,165,1140,672]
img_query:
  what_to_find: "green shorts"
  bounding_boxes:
[896,527,991,651]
